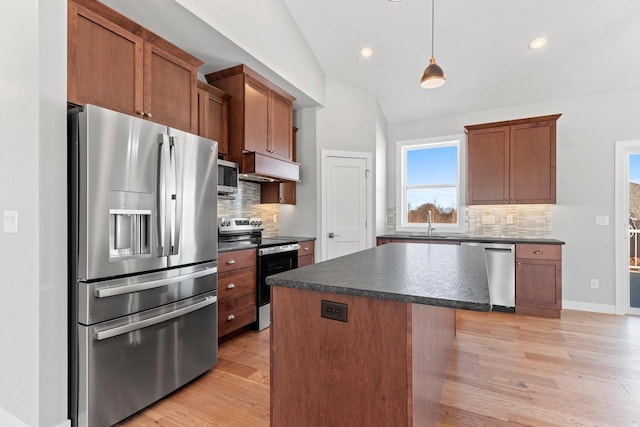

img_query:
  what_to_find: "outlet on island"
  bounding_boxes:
[321,300,348,322]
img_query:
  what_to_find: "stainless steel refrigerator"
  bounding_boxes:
[68,104,219,427]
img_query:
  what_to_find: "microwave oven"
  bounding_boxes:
[218,159,239,195]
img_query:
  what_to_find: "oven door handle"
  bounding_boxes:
[94,295,217,341]
[258,243,300,256]
[95,267,217,298]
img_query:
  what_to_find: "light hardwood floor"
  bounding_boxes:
[118,310,640,426]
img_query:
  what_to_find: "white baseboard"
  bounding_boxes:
[54,420,71,427]
[563,300,617,314]
[0,407,26,427]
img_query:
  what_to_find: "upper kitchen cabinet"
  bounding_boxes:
[465,114,561,205]
[205,65,295,163]
[197,81,229,156]
[68,0,202,133]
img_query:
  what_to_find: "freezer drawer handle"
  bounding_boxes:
[94,295,217,341]
[95,267,217,298]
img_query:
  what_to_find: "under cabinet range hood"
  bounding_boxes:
[240,151,300,183]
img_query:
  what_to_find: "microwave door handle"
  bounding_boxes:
[156,134,170,257]
[169,136,182,255]
[94,295,217,341]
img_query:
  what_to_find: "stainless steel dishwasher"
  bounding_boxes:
[461,242,515,311]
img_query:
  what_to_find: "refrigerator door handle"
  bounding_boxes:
[156,134,171,257]
[94,295,217,341]
[169,136,182,255]
[94,266,217,298]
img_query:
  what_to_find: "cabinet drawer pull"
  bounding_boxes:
[304,247,309,251]
[533,250,543,255]
[227,259,236,265]
[227,314,236,321]
[226,283,236,289]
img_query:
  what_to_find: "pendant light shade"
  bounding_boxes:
[420,56,445,88]
[421,0,445,89]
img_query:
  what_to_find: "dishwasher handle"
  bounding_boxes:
[484,247,513,253]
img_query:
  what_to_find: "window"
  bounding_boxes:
[396,135,465,231]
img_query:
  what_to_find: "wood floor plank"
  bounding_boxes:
[118,309,640,426]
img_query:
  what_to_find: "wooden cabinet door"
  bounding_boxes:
[198,88,229,155]
[143,43,197,133]
[279,182,296,204]
[510,121,556,203]
[516,258,562,317]
[244,78,270,154]
[270,92,293,160]
[68,1,143,116]
[467,126,510,204]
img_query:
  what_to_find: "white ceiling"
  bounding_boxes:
[283,0,640,124]
[101,0,640,125]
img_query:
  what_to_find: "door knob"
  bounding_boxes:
[328,232,340,238]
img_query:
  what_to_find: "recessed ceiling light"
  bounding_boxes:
[387,0,404,2]
[360,47,374,58]
[529,37,547,50]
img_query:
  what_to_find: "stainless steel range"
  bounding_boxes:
[219,218,299,330]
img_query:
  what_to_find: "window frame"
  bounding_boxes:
[395,135,466,232]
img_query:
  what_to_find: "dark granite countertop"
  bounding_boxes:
[377,233,564,245]
[275,236,316,242]
[266,243,491,312]
[217,242,258,253]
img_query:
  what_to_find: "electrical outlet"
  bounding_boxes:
[506,215,514,224]
[3,210,18,233]
[596,215,609,226]
[321,300,348,322]
[273,213,278,223]
[590,279,599,289]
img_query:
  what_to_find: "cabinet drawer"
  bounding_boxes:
[298,254,314,268]
[516,244,561,261]
[219,248,256,272]
[218,267,256,303]
[218,293,256,337]
[298,240,315,257]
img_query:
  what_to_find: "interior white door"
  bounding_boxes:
[325,155,368,260]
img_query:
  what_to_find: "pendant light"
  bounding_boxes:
[420,0,445,89]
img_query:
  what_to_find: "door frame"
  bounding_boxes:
[320,150,373,262]
[614,139,640,315]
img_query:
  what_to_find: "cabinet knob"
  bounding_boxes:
[146,112,153,118]
[227,314,236,321]
[137,111,145,116]
[304,247,309,251]
[517,262,521,266]
[227,259,236,265]
[226,283,236,289]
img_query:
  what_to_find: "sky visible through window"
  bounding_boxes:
[406,145,457,210]
[631,154,640,183]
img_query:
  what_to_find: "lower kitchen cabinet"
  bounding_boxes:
[297,240,315,267]
[218,248,257,338]
[515,244,562,318]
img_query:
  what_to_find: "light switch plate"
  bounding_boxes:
[596,215,609,226]
[3,210,19,233]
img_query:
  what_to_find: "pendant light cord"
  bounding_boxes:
[431,0,435,57]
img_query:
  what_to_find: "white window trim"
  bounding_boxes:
[395,134,466,233]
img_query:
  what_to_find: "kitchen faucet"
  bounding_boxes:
[427,209,434,236]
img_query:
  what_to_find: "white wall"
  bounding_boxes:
[375,102,388,236]
[0,0,67,426]
[279,107,319,238]
[388,90,640,309]
[313,78,379,260]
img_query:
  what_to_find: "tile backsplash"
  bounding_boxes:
[466,204,552,238]
[217,181,279,237]
[386,204,552,237]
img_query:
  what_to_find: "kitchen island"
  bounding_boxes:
[266,243,490,427]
